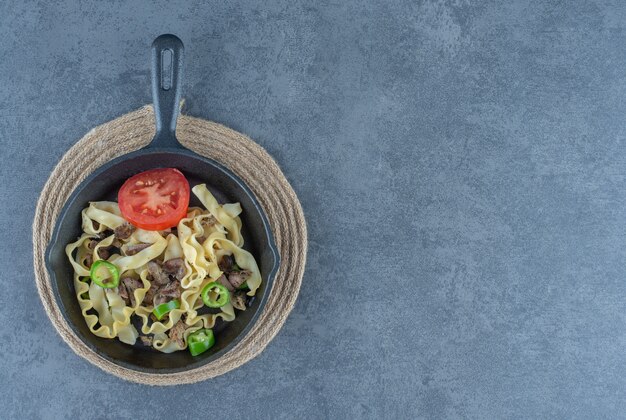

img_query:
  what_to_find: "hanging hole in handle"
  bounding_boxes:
[161,49,173,91]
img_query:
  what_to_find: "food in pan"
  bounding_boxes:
[65,168,261,355]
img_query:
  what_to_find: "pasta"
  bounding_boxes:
[65,183,261,354]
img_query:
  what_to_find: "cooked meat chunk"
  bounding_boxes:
[144,282,160,306]
[195,235,206,244]
[124,277,143,307]
[88,236,115,260]
[153,280,181,307]
[84,254,93,268]
[216,274,234,292]
[97,247,110,260]
[138,335,153,346]
[153,293,167,309]
[114,222,135,240]
[124,278,143,290]
[99,229,114,239]
[159,279,181,297]
[159,227,179,237]
[117,277,143,307]
[231,291,247,311]
[153,295,167,308]
[125,243,151,256]
[147,261,170,285]
[92,221,100,230]
[168,320,186,347]
[117,282,129,303]
[227,270,251,289]
[218,255,235,272]
[163,258,186,280]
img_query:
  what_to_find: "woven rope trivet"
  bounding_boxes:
[32,105,307,385]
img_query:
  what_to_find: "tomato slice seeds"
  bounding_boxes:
[118,168,190,231]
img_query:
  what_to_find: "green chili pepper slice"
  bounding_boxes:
[152,299,180,320]
[89,260,120,289]
[201,282,230,308]
[187,328,215,356]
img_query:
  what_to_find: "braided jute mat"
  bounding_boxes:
[32,105,307,385]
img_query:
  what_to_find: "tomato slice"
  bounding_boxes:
[118,168,190,231]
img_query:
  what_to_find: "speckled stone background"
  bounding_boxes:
[1,0,625,418]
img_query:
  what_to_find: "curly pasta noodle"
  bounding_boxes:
[65,184,261,353]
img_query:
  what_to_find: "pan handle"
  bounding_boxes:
[147,34,184,149]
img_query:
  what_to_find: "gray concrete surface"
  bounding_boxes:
[1,0,625,418]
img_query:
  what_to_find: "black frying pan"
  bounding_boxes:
[45,34,279,373]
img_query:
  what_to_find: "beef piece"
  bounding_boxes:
[92,220,100,230]
[147,261,170,285]
[117,277,143,307]
[216,274,234,292]
[124,277,143,290]
[152,293,167,309]
[159,279,181,297]
[168,320,186,347]
[160,227,180,237]
[218,255,235,272]
[195,235,206,244]
[231,291,247,311]
[123,277,143,307]
[144,282,160,306]
[163,258,186,280]
[97,247,110,260]
[153,280,181,307]
[114,223,135,240]
[138,335,153,346]
[125,243,151,256]
[84,254,93,268]
[227,270,251,289]
[88,233,120,259]
[117,282,129,304]
[99,229,114,239]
